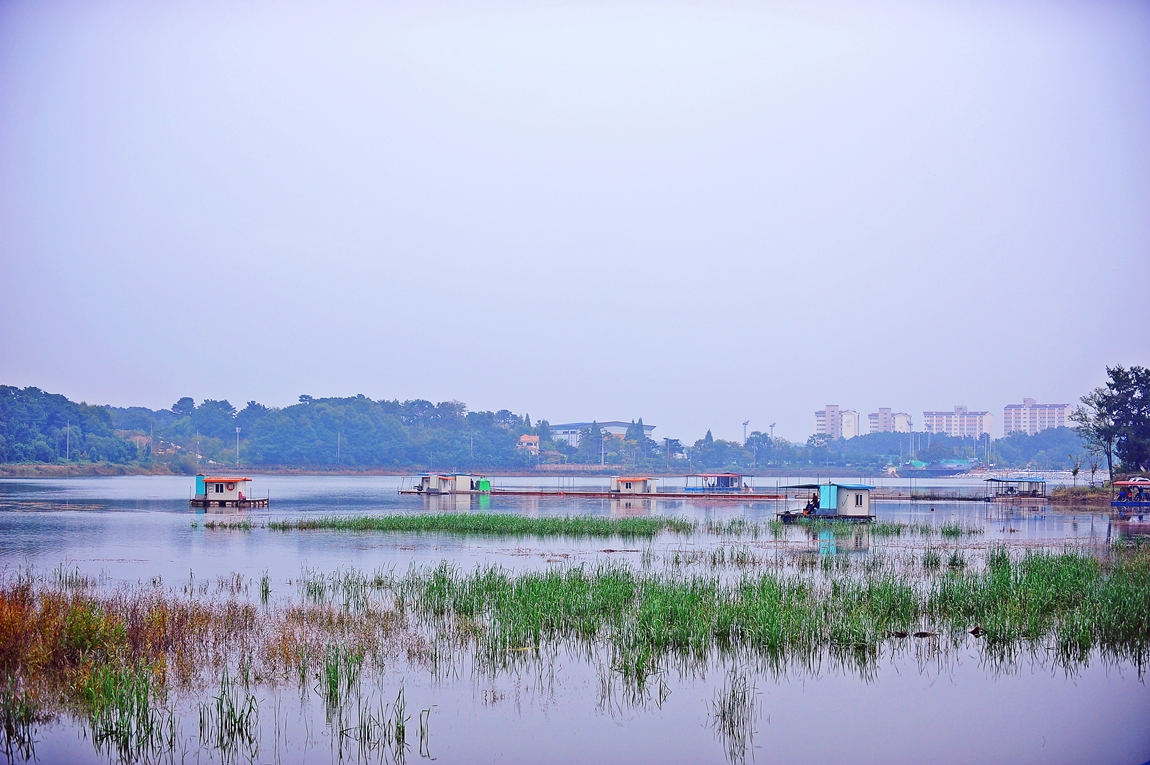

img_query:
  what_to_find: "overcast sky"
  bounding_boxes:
[1,0,1148,443]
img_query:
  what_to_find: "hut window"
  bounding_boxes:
[625,482,632,489]
[854,494,863,507]
[215,483,224,493]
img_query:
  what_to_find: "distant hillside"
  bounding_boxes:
[1,385,1089,474]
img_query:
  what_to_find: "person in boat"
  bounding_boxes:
[1136,487,1147,503]
[803,490,819,515]
[1117,488,1130,502]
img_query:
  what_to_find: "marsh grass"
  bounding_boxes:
[1,546,1147,761]
[270,513,694,538]
[199,667,259,762]
[0,678,40,763]
[709,668,759,765]
[84,663,177,763]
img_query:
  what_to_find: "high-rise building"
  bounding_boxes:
[1003,399,1071,436]
[868,408,913,434]
[815,405,842,439]
[841,410,861,439]
[922,406,993,438]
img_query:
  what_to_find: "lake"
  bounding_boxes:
[0,475,1147,765]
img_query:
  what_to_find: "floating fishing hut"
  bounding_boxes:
[684,473,748,493]
[190,475,269,509]
[984,477,1047,506]
[777,482,874,522]
[401,474,492,495]
[609,476,658,494]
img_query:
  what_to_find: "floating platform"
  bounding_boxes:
[190,497,269,509]
[777,511,874,524]
[400,488,786,501]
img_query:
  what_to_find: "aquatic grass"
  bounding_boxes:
[270,513,694,538]
[202,519,254,531]
[199,667,259,762]
[709,668,758,765]
[0,677,40,763]
[83,663,176,763]
[939,521,983,539]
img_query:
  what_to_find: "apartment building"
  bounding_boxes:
[868,408,913,434]
[1003,399,1071,436]
[922,406,993,438]
[815,405,842,439]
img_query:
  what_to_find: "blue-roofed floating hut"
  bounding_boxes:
[777,482,874,523]
[984,477,1046,506]
[684,473,748,493]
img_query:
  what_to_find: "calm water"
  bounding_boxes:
[0,475,1147,765]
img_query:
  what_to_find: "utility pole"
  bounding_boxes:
[235,427,241,467]
[66,421,70,461]
[770,423,775,441]
[743,420,749,444]
[337,430,341,462]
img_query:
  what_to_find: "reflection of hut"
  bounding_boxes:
[778,483,873,521]
[191,475,269,509]
[611,497,655,517]
[984,478,1046,505]
[684,473,747,493]
[610,476,658,494]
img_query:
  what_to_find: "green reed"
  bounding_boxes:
[270,513,694,538]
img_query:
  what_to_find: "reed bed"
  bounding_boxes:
[268,513,695,538]
[1,546,1147,759]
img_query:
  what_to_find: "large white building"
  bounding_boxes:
[841,410,862,439]
[922,406,993,438]
[867,408,912,434]
[1003,399,1071,435]
[550,421,655,447]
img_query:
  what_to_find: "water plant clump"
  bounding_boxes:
[269,512,695,538]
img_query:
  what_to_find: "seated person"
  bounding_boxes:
[803,491,820,514]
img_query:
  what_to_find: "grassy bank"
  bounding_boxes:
[268,513,695,538]
[1050,486,1111,506]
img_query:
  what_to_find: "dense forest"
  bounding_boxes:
[0,384,1109,475]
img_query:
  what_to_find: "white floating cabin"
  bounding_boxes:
[684,473,748,493]
[191,475,269,509]
[407,474,490,495]
[778,482,874,522]
[610,476,658,494]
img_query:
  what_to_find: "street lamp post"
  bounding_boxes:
[743,420,749,444]
[235,427,241,467]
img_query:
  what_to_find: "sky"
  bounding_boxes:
[1,0,1148,444]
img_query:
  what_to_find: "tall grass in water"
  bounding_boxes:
[83,663,176,763]
[1,678,39,763]
[270,513,694,538]
[709,668,759,765]
[198,667,259,762]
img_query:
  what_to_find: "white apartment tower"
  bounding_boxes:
[1003,399,1071,436]
[841,410,861,439]
[922,406,993,438]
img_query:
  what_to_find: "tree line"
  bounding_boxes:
[3,374,1148,476]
